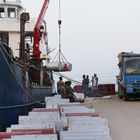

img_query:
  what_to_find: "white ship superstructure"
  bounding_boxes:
[0,0,47,58]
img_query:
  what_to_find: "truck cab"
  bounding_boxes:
[117,52,140,100]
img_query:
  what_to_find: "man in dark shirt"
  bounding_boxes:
[57,77,64,94]
[65,81,76,102]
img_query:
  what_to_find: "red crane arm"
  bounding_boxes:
[33,0,49,59]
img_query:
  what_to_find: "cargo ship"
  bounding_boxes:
[0,0,72,131]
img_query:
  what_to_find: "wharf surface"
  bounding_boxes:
[84,95,140,140]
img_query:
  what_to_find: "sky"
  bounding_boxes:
[22,0,140,85]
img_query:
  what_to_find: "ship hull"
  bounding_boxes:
[0,45,54,131]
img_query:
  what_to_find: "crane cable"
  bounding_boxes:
[58,0,62,63]
[52,0,68,64]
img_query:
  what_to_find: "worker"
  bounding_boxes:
[59,82,67,98]
[25,43,30,62]
[60,81,76,102]
[91,73,98,96]
[82,75,89,97]
[65,81,76,102]
[85,75,90,87]
[82,75,86,97]
[57,77,65,94]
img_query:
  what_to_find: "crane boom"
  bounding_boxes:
[33,0,49,59]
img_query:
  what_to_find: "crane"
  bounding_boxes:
[33,0,50,59]
[46,0,72,72]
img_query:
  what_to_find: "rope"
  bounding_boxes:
[0,43,35,101]
[0,43,45,107]
[0,42,49,99]
[58,0,61,63]
[53,72,82,85]
[54,72,93,89]
[0,100,44,110]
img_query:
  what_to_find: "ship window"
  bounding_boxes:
[0,8,5,18]
[8,8,16,18]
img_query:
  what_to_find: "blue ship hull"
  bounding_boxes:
[0,44,55,131]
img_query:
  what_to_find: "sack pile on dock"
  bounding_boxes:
[0,95,112,140]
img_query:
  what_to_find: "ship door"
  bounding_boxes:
[0,32,9,45]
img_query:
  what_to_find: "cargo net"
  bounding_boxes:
[47,50,72,72]
[47,0,72,72]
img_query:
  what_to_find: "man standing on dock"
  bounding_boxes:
[57,77,65,94]
[82,75,89,97]
[91,73,98,96]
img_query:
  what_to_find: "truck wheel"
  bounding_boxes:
[123,94,129,101]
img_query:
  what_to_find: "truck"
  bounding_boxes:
[117,52,140,100]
